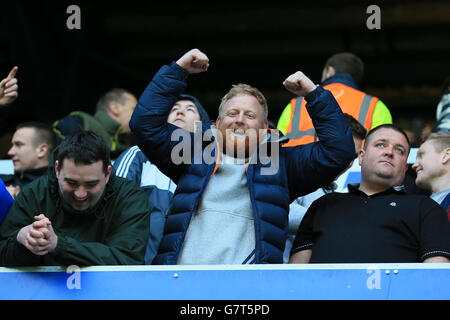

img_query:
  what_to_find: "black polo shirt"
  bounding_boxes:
[291,184,450,263]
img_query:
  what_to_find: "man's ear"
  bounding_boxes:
[442,148,450,165]
[326,66,336,79]
[36,143,49,160]
[55,160,60,176]
[105,165,112,184]
[358,149,365,166]
[108,101,120,117]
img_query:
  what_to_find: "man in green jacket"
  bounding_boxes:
[53,88,137,158]
[0,131,150,267]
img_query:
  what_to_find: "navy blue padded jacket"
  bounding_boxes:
[130,62,355,264]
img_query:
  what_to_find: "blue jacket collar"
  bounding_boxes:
[322,73,359,90]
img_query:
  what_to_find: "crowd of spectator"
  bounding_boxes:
[0,49,448,267]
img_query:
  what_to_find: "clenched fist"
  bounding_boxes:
[283,71,316,97]
[176,49,209,74]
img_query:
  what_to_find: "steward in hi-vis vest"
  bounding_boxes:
[278,54,392,147]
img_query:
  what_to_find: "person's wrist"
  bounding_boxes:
[16,227,27,245]
[170,61,189,78]
[305,85,323,102]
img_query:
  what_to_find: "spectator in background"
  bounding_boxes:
[277,52,391,146]
[283,113,367,263]
[289,124,450,264]
[130,48,354,265]
[434,75,450,133]
[53,88,137,158]
[0,122,56,199]
[412,132,450,220]
[0,179,13,225]
[0,131,149,267]
[0,66,18,107]
[113,93,210,264]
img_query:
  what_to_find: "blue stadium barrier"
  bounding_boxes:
[0,263,448,300]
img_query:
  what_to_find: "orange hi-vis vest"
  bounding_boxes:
[284,83,378,147]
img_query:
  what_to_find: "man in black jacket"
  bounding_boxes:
[1,122,56,198]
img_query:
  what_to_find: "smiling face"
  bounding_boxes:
[359,127,409,190]
[167,99,201,132]
[216,94,268,158]
[412,139,446,192]
[55,158,111,211]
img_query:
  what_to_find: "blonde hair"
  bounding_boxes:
[425,132,450,152]
[218,83,268,122]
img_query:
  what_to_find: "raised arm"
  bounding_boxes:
[129,49,209,182]
[0,66,19,105]
[282,71,355,199]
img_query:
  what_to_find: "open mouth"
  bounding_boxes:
[231,128,246,135]
[73,197,88,205]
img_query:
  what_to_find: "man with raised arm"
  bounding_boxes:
[130,49,355,265]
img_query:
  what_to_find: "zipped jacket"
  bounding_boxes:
[130,62,355,264]
[0,155,150,267]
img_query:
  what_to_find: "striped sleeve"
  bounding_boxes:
[113,146,143,184]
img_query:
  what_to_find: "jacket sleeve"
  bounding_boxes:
[113,146,143,184]
[0,179,13,225]
[129,62,192,183]
[113,147,172,264]
[284,87,355,200]
[48,185,150,266]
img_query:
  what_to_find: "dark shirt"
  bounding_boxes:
[0,166,48,189]
[291,184,450,263]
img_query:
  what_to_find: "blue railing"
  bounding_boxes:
[0,263,448,300]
